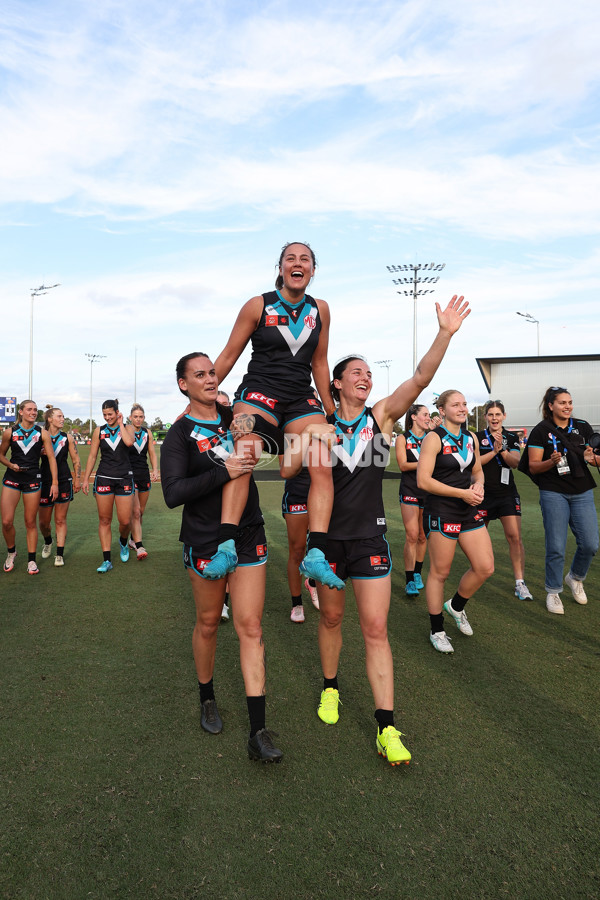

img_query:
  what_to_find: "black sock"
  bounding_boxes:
[28,552,36,563]
[375,709,394,733]
[135,541,143,549]
[307,532,327,554]
[8,546,16,554]
[119,537,127,548]
[451,592,468,613]
[44,535,52,546]
[246,695,266,737]
[57,545,64,556]
[323,675,338,691]
[291,594,302,608]
[103,550,111,562]
[217,523,238,545]
[308,578,316,587]
[198,678,215,704]
[414,561,423,575]
[405,570,414,585]
[224,592,229,608]
[430,612,444,634]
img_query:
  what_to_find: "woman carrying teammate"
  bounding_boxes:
[161,352,282,762]
[282,467,319,623]
[284,296,470,765]
[417,391,494,653]
[39,406,82,566]
[0,399,58,574]
[127,403,159,560]
[81,399,135,573]
[476,400,532,600]
[203,241,342,590]
[522,387,599,614]
[395,404,430,596]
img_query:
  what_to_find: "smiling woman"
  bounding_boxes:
[200,241,343,591]
[160,352,283,762]
[0,400,58,575]
[522,387,599,615]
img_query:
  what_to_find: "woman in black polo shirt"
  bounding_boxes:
[523,387,598,615]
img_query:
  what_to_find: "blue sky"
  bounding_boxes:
[1,0,599,424]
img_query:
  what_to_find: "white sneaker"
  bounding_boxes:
[220,603,229,622]
[41,541,53,559]
[54,555,64,567]
[3,551,17,573]
[514,581,533,601]
[290,604,305,623]
[546,593,564,615]
[443,600,473,636]
[565,572,587,605]
[128,537,137,551]
[430,630,454,653]
[305,577,319,609]
[27,560,40,575]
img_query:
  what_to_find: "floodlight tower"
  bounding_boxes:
[29,283,60,398]
[374,359,392,396]
[386,263,445,373]
[516,311,540,355]
[85,353,106,436]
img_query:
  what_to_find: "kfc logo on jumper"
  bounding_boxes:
[304,314,316,329]
[96,485,110,493]
[404,495,418,503]
[360,427,374,441]
[290,504,307,512]
[196,558,209,571]
[443,523,461,534]
[256,544,267,557]
[246,391,276,410]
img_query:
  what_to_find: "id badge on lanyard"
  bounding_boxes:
[552,434,570,476]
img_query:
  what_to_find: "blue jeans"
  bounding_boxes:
[539,489,599,592]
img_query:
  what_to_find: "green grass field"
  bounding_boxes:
[1,453,599,899]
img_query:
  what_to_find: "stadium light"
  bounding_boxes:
[29,283,60,398]
[386,263,445,372]
[516,312,540,355]
[85,353,106,437]
[374,359,392,396]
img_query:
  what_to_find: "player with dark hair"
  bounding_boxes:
[81,399,135,573]
[203,242,342,591]
[283,297,470,764]
[395,404,430,596]
[161,352,283,762]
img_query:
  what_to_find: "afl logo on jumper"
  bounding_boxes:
[246,391,277,410]
[304,314,316,329]
[443,445,453,454]
[256,544,267,557]
[266,315,288,327]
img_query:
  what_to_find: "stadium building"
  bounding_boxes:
[475,354,600,438]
